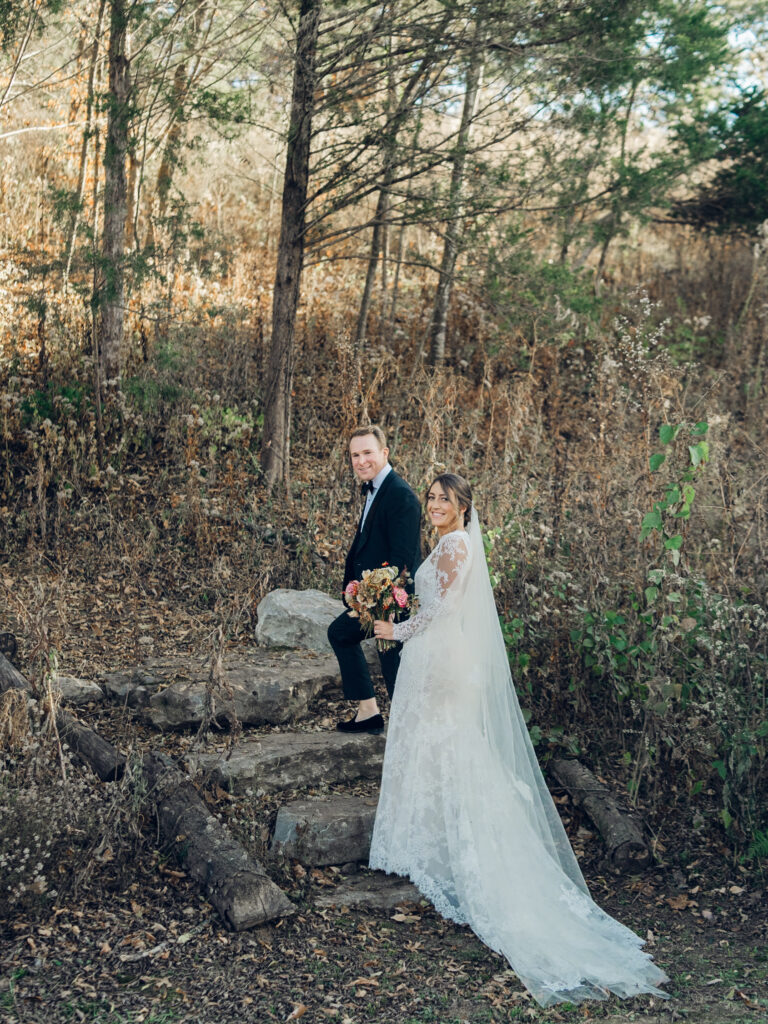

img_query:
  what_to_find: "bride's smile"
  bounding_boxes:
[426,483,466,536]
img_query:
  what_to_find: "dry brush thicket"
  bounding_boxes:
[1,219,767,871]
[0,0,767,895]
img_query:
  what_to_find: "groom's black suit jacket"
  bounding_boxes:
[343,469,422,592]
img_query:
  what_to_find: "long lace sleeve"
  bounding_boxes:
[392,532,470,642]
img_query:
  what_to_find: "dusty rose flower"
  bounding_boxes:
[393,586,408,608]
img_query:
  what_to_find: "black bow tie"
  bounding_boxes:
[360,480,374,496]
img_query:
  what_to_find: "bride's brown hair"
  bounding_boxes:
[427,473,473,526]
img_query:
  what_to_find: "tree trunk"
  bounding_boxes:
[155,60,188,226]
[64,0,107,291]
[429,41,483,366]
[550,757,651,873]
[99,0,131,383]
[260,0,321,493]
[0,3,38,112]
[354,185,390,351]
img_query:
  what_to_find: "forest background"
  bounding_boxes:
[1,0,768,1021]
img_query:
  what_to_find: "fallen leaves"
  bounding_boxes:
[666,894,692,911]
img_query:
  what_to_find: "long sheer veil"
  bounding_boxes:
[372,508,669,1007]
[462,508,589,894]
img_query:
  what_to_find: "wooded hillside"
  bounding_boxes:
[1,1,767,1019]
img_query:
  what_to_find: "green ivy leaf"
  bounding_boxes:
[645,586,659,604]
[691,421,709,436]
[712,759,727,780]
[665,534,684,550]
[649,452,666,472]
[659,423,677,445]
[640,510,663,540]
[689,441,710,467]
[665,485,681,505]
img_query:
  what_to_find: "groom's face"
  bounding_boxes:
[349,434,389,482]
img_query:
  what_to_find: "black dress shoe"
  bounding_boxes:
[336,713,384,735]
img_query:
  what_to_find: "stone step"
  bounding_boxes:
[53,674,104,705]
[314,873,422,911]
[187,729,386,795]
[103,650,340,730]
[271,795,378,866]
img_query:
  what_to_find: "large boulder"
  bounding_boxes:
[254,588,380,672]
[187,730,385,795]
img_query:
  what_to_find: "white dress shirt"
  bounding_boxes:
[360,462,392,531]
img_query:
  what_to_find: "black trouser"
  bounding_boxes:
[327,610,401,701]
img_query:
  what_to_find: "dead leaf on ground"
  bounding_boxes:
[666,894,690,910]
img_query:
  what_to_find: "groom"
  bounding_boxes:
[328,425,422,733]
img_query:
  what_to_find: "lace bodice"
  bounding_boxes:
[392,530,470,642]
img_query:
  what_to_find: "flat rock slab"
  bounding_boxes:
[187,730,385,795]
[54,675,104,705]
[315,873,422,911]
[255,588,380,673]
[271,795,378,866]
[102,651,339,730]
[102,667,158,708]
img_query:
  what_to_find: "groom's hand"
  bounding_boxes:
[373,620,395,641]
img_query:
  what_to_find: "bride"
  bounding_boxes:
[370,473,669,1008]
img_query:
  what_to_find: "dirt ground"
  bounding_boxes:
[2,679,767,1024]
[1,556,767,1024]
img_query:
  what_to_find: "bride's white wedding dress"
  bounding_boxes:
[368,511,669,1008]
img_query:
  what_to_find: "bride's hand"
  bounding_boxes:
[373,619,395,641]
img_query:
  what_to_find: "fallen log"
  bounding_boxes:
[56,710,125,781]
[550,757,651,873]
[0,652,125,781]
[1,652,294,927]
[0,648,31,692]
[0,632,18,663]
[143,752,295,929]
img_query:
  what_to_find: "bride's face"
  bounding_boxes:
[427,483,465,536]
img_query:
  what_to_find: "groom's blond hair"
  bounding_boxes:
[350,424,387,448]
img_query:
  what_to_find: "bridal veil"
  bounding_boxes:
[370,509,669,1007]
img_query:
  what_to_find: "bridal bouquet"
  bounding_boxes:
[344,564,417,651]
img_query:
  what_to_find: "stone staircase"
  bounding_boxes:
[99,588,422,912]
